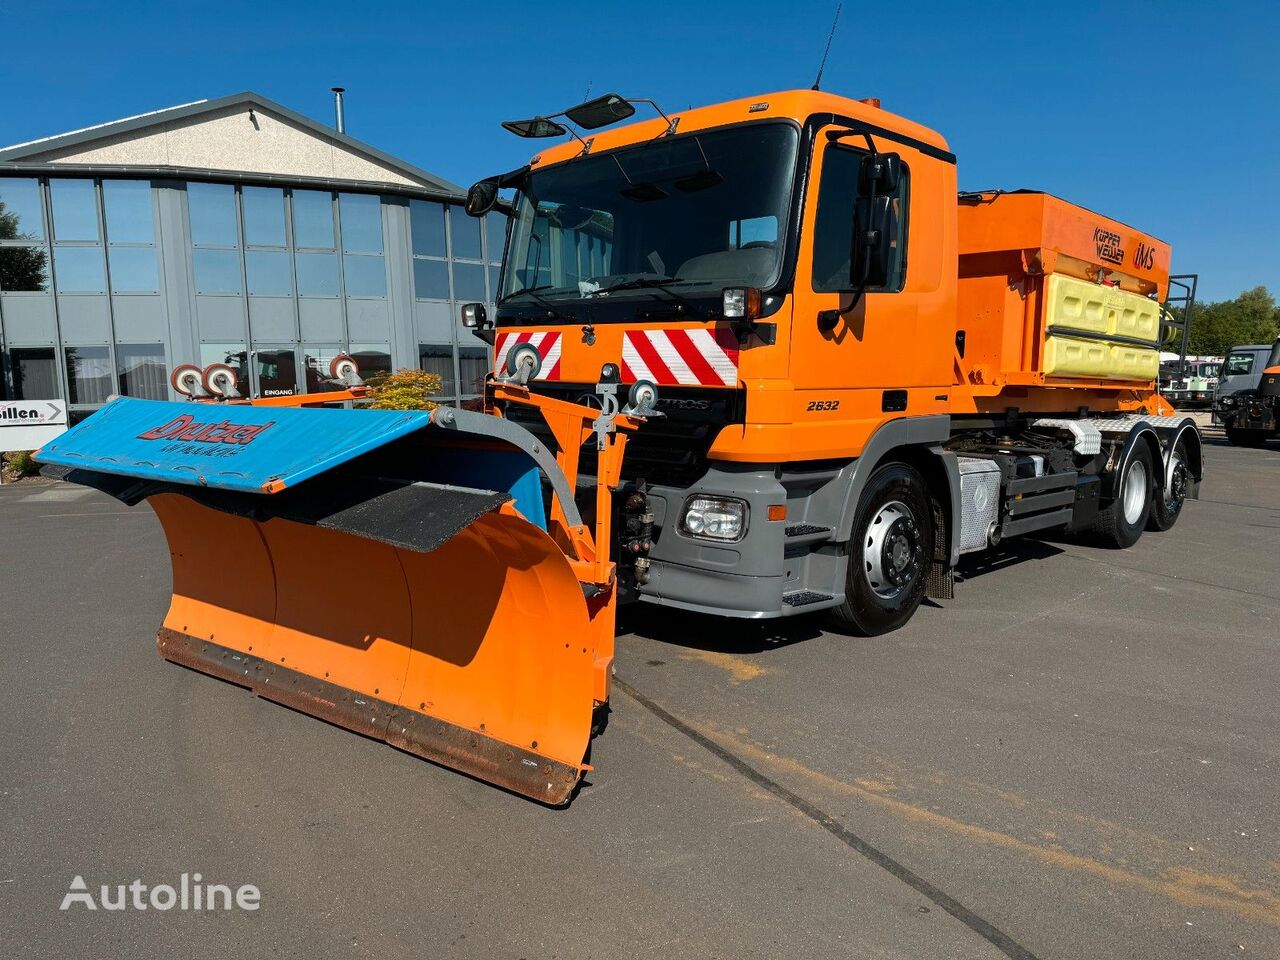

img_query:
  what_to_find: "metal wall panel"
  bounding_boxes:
[346,298,391,343]
[195,296,248,342]
[56,295,111,344]
[0,296,58,345]
[299,298,344,341]
[414,300,453,344]
[111,295,167,342]
[248,297,298,342]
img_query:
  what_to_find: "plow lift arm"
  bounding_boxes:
[36,376,640,805]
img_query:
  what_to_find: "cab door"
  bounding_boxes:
[787,123,954,443]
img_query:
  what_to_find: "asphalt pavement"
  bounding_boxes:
[1,429,1277,959]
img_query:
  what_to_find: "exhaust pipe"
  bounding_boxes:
[331,87,346,133]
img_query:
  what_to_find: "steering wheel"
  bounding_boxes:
[740,240,775,250]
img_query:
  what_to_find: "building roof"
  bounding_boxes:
[0,91,463,198]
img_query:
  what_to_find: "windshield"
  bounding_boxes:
[1222,353,1255,377]
[501,122,799,303]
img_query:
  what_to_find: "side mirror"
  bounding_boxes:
[858,152,902,194]
[465,178,500,217]
[848,152,902,291]
[460,302,495,345]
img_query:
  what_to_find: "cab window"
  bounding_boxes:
[812,145,908,293]
[1222,353,1255,376]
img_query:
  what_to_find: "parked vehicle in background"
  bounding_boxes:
[1161,355,1221,408]
[1214,339,1280,446]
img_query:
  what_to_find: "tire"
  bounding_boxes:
[831,463,932,636]
[1092,441,1154,548]
[1225,427,1270,448]
[1147,434,1190,532]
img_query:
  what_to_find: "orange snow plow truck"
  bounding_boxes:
[37,90,1201,805]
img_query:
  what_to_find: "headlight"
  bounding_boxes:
[680,496,747,542]
[1219,396,1235,407]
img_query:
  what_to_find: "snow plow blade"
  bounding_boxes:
[37,391,635,805]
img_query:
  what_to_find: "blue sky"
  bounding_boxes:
[1,0,1274,302]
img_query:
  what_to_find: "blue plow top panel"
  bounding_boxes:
[36,397,435,494]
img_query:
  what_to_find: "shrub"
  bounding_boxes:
[367,368,443,411]
[4,450,38,478]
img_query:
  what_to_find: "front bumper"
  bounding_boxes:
[636,463,822,619]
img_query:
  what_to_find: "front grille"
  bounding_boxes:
[503,382,745,488]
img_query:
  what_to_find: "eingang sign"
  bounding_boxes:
[1,400,68,453]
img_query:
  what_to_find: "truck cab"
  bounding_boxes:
[1214,339,1280,446]
[464,89,1200,633]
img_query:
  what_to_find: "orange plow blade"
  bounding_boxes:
[36,393,634,805]
[150,493,602,805]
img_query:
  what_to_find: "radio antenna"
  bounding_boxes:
[811,1,843,91]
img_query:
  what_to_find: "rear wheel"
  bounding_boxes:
[832,463,931,636]
[1225,427,1270,448]
[1092,442,1153,548]
[1147,435,1190,532]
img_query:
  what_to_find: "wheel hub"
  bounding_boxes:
[1122,457,1149,526]
[1166,454,1187,511]
[864,501,922,600]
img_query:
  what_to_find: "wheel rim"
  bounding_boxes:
[863,500,922,601]
[1122,458,1149,525]
[1165,452,1187,513]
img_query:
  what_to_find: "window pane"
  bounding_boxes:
[54,246,106,293]
[302,346,343,393]
[349,345,392,386]
[413,258,449,299]
[486,264,500,302]
[410,200,446,257]
[65,345,112,404]
[485,213,506,262]
[812,146,907,292]
[199,343,250,397]
[292,190,334,249]
[50,179,100,242]
[193,248,242,295]
[419,344,455,396]
[102,180,154,244]
[452,261,486,302]
[242,186,286,247]
[0,178,45,241]
[343,253,385,297]
[0,245,50,292]
[295,251,339,297]
[108,246,159,293]
[187,182,238,247]
[339,193,383,253]
[9,347,58,399]
[117,343,167,399]
[246,249,293,296]
[457,346,489,397]
[255,348,298,397]
[449,205,482,260]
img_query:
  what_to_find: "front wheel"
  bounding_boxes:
[1225,427,1270,448]
[831,463,932,636]
[1092,441,1154,548]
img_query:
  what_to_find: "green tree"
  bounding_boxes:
[1185,286,1280,356]
[0,199,49,292]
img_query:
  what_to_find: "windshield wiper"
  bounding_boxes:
[497,284,567,318]
[498,284,556,305]
[599,276,687,293]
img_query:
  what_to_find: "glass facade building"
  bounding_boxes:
[0,173,503,418]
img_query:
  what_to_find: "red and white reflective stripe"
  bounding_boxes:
[621,328,739,387]
[492,331,562,381]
